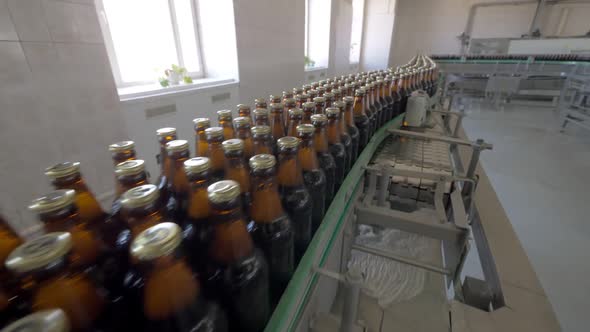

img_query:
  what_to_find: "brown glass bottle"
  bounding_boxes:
[129,223,228,332]
[0,216,24,327]
[292,87,303,96]
[323,92,334,108]
[308,89,318,101]
[296,124,327,232]
[45,162,106,228]
[29,190,103,270]
[120,184,166,238]
[1,309,70,332]
[310,114,336,207]
[287,108,304,137]
[204,127,226,182]
[236,104,252,122]
[302,84,312,93]
[269,102,286,140]
[364,82,378,135]
[193,118,210,157]
[283,98,296,128]
[390,75,401,118]
[295,93,308,108]
[222,139,251,214]
[276,138,313,262]
[5,233,106,331]
[206,180,270,332]
[248,154,294,304]
[352,89,370,151]
[156,127,177,208]
[108,141,136,166]
[251,125,275,155]
[325,108,347,189]
[114,160,149,199]
[217,110,235,140]
[302,102,315,124]
[253,108,270,127]
[269,94,281,105]
[332,87,342,102]
[399,73,409,114]
[233,117,255,161]
[383,77,394,120]
[165,140,191,221]
[374,80,385,127]
[334,101,353,173]
[316,86,325,97]
[254,98,267,110]
[313,97,326,114]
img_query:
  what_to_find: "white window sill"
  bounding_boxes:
[305,66,328,73]
[118,77,238,104]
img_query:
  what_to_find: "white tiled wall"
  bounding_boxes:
[0,0,126,232]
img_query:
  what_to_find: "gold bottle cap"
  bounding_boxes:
[293,87,303,94]
[28,190,75,214]
[115,159,145,176]
[217,110,233,120]
[254,98,267,105]
[296,123,315,134]
[325,107,341,118]
[277,136,300,149]
[284,98,296,106]
[343,96,354,104]
[297,93,309,100]
[302,102,316,109]
[5,232,72,274]
[332,88,342,95]
[207,180,241,204]
[251,125,271,135]
[313,97,325,104]
[120,184,159,209]
[0,309,70,332]
[324,92,334,100]
[130,222,182,261]
[108,140,135,152]
[253,108,269,117]
[156,127,177,137]
[236,104,251,111]
[184,157,210,174]
[269,103,283,111]
[311,114,328,125]
[193,118,210,129]
[366,82,374,89]
[44,162,80,179]
[317,87,326,94]
[355,89,365,96]
[333,101,345,109]
[302,84,311,90]
[233,116,251,127]
[205,127,224,138]
[269,95,281,102]
[165,140,189,153]
[222,138,244,152]
[249,154,276,170]
[288,108,303,117]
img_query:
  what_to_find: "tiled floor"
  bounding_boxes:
[461,102,590,332]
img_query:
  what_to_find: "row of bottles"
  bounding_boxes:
[0,55,437,332]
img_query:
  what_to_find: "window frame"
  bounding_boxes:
[349,0,366,65]
[96,0,206,88]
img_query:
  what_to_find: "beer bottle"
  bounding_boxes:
[236,104,252,122]
[44,162,105,228]
[296,124,327,231]
[156,127,177,207]
[334,101,353,173]
[302,84,312,93]
[120,184,165,237]
[282,91,294,104]
[373,80,385,127]
[183,157,213,276]
[293,87,303,96]
[108,141,136,166]
[313,97,326,114]
[383,77,394,120]
[251,125,274,155]
[165,140,191,220]
[193,118,210,157]
[323,92,334,108]
[0,216,22,274]
[390,74,402,118]
[310,115,336,206]
[325,108,347,189]
[316,86,325,97]
[302,102,315,124]
[253,108,270,127]
[323,84,332,93]
[114,160,149,199]
[233,117,255,161]
[308,89,318,101]
[248,154,294,303]
[311,82,320,89]
[129,223,228,332]
[295,93,308,109]
[217,110,235,140]
[342,96,361,163]
[222,139,251,213]
[269,103,286,140]
[269,94,281,105]
[399,72,409,114]
[206,180,270,332]
[0,216,23,327]
[332,87,342,102]
[283,98,296,128]
[287,108,304,137]
[5,233,106,331]
[254,98,267,110]
[352,89,370,151]
[276,137,313,262]
[204,127,226,182]
[364,82,377,135]
[1,309,69,332]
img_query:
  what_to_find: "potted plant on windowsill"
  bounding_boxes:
[158,64,194,87]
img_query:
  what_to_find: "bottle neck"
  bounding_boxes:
[224,152,250,194]
[250,169,285,223]
[298,136,320,171]
[302,109,314,124]
[327,118,341,144]
[38,205,81,231]
[270,111,285,139]
[252,135,273,155]
[210,199,254,264]
[166,151,190,196]
[187,173,211,220]
[0,222,23,265]
[314,126,330,153]
[206,138,225,171]
[277,150,304,187]
[111,149,136,166]
[122,203,164,237]
[116,172,149,197]
[315,103,325,114]
[287,117,302,137]
[353,96,366,117]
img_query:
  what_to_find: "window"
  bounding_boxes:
[97,0,204,87]
[349,0,365,64]
[304,0,332,69]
